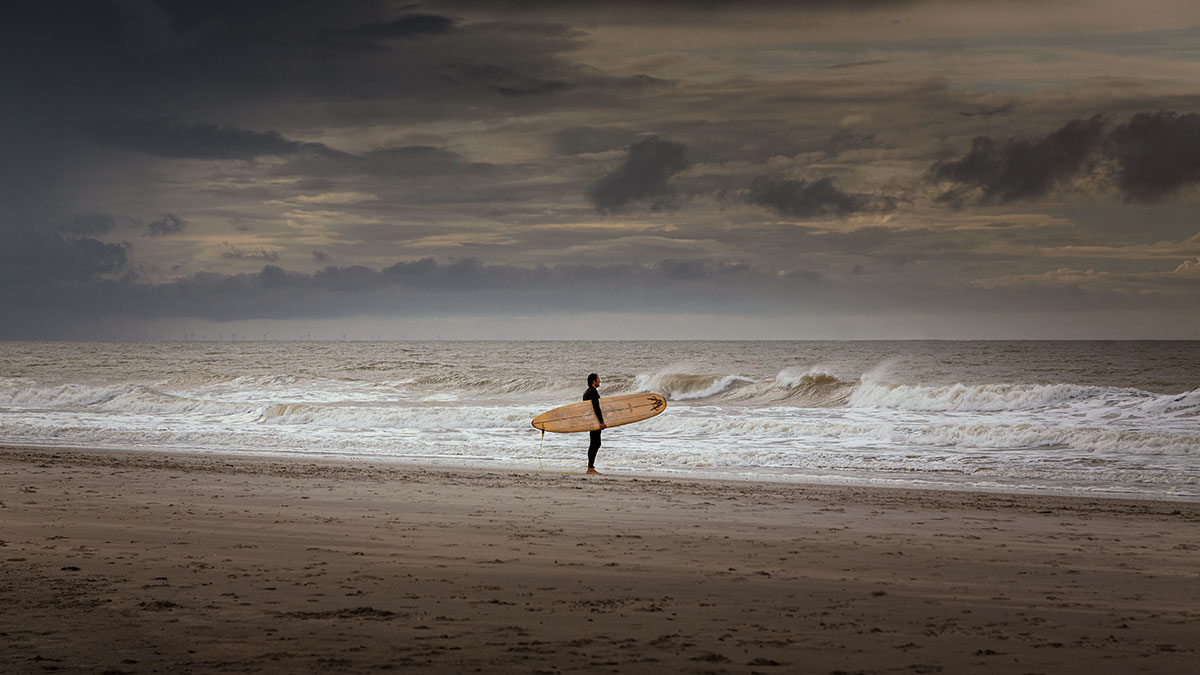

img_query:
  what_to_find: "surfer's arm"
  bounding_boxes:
[586,388,605,425]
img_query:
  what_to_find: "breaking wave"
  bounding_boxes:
[633,367,853,405]
[635,372,755,400]
[641,411,1199,456]
[408,372,570,397]
[849,380,1200,417]
[3,340,1198,500]
[256,403,528,429]
[0,379,135,409]
[849,381,1106,412]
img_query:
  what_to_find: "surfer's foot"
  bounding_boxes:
[586,467,601,475]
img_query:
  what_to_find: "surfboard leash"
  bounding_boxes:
[537,429,588,475]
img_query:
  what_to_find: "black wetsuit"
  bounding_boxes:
[583,384,604,468]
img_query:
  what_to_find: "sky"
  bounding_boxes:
[3,0,1200,340]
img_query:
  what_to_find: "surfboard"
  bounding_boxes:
[531,392,667,433]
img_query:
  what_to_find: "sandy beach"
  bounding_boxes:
[1,446,1197,674]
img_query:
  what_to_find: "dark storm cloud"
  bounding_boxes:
[146,213,186,237]
[930,116,1106,205]
[0,229,127,285]
[309,12,460,53]
[0,257,765,322]
[4,1,590,121]
[86,119,342,160]
[437,0,922,12]
[445,63,575,97]
[587,137,688,213]
[744,176,872,218]
[343,13,459,39]
[6,1,1200,339]
[9,251,1190,331]
[60,212,118,235]
[931,111,1200,204]
[1109,111,1200,202]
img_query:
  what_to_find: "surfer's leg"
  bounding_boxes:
[587,430,601,468]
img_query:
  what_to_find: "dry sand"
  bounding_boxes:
[1,445,1197,674]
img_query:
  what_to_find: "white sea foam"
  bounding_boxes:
[0,380,133,408]
[775,365,837,388]
[849,379,1114,412]
[1,340,1197,500]
[633,367,754,400]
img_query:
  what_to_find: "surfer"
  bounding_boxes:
[584,373,607,474]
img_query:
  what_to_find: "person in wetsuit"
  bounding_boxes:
[583,373,607,474]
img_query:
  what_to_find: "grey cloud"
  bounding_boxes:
[587,137,688,213]
[931,111,1200,204]
[87,119,343,160]
[357,146,482,175]
[959,103,1016,118]
[332,222,461,245]
[222,245,280,262]
[61,212,117,235]
[0,229,127,285]
[656,258,750,281]
[930,116,1105,204]
[446,62,575,97]
[311,12,460,53]
[745,176,871,218]
[802,225,899,252]
[9,252,1190,331]
[3,0,593,140]
[782,268,825,283]
[281,145,491,179]
[146,213,186,237]
[823,130,877,157]
[7,1,1200,338]
[0,256,772,322]
[1110,111,1200,202]
[553,127,636,155]
[271,257,756,296]
[97,0,169,52]
[436,1,927,14]
[345,13,458,39]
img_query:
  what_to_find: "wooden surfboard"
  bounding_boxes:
[532,392,667,433]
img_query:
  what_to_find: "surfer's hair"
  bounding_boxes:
[587,373,599,386]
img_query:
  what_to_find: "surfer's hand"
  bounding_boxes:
[599,423,607,430]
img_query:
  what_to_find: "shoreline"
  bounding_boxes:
[3,444,1198,673]
[4,441,1196,505]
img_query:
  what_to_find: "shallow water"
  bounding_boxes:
[1,340,1197,500]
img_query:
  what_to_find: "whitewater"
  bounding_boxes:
[1,340,1197,500]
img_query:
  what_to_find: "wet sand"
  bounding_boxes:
[2,445,1197,674]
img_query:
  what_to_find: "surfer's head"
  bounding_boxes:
[587,373,599,387]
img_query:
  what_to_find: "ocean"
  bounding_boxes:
[1,340,1197,500]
